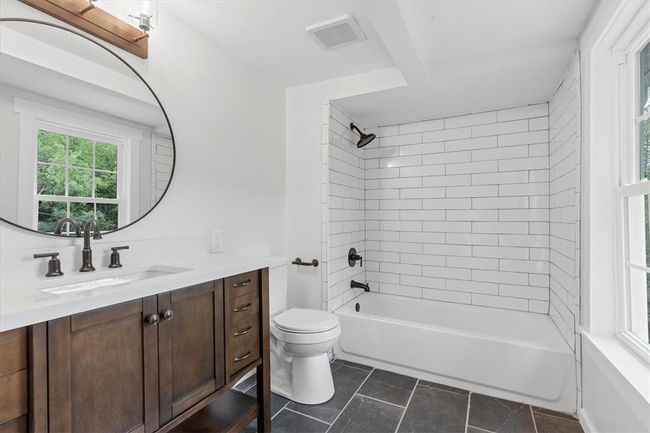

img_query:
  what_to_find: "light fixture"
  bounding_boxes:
[129,0,158,41]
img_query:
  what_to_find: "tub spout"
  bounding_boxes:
[350,280,370,292]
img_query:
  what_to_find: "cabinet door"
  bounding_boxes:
[48,297,159,433]
[158,280,225,424]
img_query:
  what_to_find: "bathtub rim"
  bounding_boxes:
[335,291,572,354]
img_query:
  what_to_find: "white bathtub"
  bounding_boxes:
[334,292,576,412]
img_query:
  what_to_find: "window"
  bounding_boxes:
[36,129,120,234]
[617,39,650,358]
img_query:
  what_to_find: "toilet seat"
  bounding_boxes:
[273,308,339,333]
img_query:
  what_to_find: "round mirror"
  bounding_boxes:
[0,19,174,237]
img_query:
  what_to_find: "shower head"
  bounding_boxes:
[350,123,376,148]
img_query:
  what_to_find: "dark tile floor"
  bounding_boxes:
[235,359,584,433]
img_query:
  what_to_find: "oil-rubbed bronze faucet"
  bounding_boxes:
[53,218,81,236]
[79,218,102,272]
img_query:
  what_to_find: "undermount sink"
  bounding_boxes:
[40,265,192,295]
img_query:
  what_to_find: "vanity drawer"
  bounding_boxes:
[227,343,260,375]
[227,315,260,349]
[0,328,27,376]
[225,271,259,299]
[228,292,260,323]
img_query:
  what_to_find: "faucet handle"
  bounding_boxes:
[33,252,64,277]
[109,246,129,268]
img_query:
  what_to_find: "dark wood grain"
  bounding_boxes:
[0,416,27,433]
[225,271,260,299]
[257,268,271,433]
[158,281,226,423]
[48,299,156,433]
[142,296,159,433]
[19,0,148,58]
[0,329,27,377]
[28,323,47,433]
[0,370,27,425]
[168,391,258,433]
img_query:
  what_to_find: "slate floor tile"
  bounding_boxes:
[418,379,469,395]
[234,374,256,391]
[245,387,290,417]
[534,412,585,433]
[287,363,371,424]
[329,395,404,433]
[357,368,417,406]
[397,383,469,433]
[271,409,329,433]
[468,393,535,433]
[332,359,374,371]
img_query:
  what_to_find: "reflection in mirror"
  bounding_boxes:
[0,20,174,236]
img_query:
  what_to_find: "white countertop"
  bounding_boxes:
[0,254,286,332]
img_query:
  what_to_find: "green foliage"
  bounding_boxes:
[36,130,119,232]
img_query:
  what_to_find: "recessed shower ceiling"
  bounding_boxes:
[335,0,597,127]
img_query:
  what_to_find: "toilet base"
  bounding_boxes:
[271,351,335,405]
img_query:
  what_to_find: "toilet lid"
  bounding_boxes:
[273,308,339,333]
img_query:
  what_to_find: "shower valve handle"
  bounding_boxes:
[348,247,363,267]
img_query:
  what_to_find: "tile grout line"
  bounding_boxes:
[283,407,333,426]
[530,406,539,433]
[325,367,376,433]
[271,400,291,421]
[394,378,419,433]
[355,393,407,409]
[464,392,472,433]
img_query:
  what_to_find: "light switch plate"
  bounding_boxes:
[210,230,223,253]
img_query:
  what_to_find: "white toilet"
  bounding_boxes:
[268,264,341,404]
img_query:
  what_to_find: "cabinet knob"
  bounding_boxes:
[162,310,174,321]
[146,314,160,326]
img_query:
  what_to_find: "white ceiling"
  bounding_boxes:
[162,1,395,87]
[336,0,596,126]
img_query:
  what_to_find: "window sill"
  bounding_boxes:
[582,331,650,405]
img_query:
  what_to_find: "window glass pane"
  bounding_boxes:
[37,201,66,232]
[68,168,92,197]
[627,194,649,268]
[37,131,66,164]
[95,142,117,171]
[628,266,650,344]
[69,137,93,168]
[96,203,118,232]
[70,202,94,226]
[95,172,117,199]
[36,164,65,196]
[646,194,650,268]
[641,41,650,115]
[642,120,650,180]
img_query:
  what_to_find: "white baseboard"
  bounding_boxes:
[578,408,597,433]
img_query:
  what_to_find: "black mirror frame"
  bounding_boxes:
[0,17,176,238]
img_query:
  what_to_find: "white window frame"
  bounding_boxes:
[612,12,650,362]
[13,98,142,231]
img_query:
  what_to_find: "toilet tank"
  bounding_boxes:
[269,263,287,316]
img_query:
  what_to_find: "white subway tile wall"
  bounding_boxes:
[321,103,366,311]
[362,103,550,313]
[548,54,582,405]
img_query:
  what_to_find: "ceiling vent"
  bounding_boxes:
[306,14,367,50]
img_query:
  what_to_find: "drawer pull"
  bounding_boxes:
[233,279,253,288]
[234,350,253,362]
[233,303,252,313]
[233,326,252,337]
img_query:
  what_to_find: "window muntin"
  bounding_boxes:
[36,129,119,233]
[640,43,650,180]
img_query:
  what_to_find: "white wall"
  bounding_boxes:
[285,68,405,310]
[0,1,286,280]
[360,104,551,313]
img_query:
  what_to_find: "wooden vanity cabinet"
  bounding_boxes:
[47,297,160,433]
[157,280,225,424]
[0,267,270,433]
